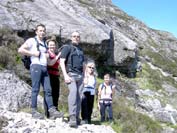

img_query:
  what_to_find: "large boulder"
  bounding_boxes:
[0,70,43,112]
[0,0,139,75]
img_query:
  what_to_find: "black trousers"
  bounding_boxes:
[44,74,60,117]
[81,91,94,123]
[50,74,60,108]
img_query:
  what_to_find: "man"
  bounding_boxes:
[18,24,63,119]
[60,31,84,127]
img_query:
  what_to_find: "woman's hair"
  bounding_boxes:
[84,59,97,77]
[46,36,58,46]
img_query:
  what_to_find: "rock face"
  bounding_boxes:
[1,0,177,76]
[135,89,177,125]
[0,0,110,44]
[0,0,139,75]
[1,0,177,132]
[0,70,43,112]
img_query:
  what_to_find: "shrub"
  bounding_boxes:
[0,116,8,131]
[0,46,16,70]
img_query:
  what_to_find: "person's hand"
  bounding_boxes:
[45,53,49,58]
[83,77,88,85]
[97,102,100,110]
[64,74,73,83]
[32,51,40,57]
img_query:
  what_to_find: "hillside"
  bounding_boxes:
[0,0,177,132]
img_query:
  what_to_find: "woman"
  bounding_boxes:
[81,60,97,124]
[44,38,61,117]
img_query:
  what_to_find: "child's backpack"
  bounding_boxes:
[99,83,113,99]
[21,37,46,70]
[100,83,113,91]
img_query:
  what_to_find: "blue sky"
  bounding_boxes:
[112,0,177,38]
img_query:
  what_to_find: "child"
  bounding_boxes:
[81,60,97,124]
[98,74,115,122]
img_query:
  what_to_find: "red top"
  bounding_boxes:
[47,51,60,76]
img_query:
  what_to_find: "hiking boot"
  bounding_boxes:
[48,107,64,120]
[76,117,81,125]
[80,119,88,125]
[109,119,114,124]
[31,109,44,119]
[69,115,77,127]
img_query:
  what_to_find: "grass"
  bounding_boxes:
[92,76,163,133]
[140,45,177,77]
[111,97,162,133]
[131,62,177,93]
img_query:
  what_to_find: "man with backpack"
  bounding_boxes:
[18,24,63,119]
[60,31,84,127]
[98,73,115,122]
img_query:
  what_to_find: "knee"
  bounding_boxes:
[32,88,40,94]
[44,89,52,96]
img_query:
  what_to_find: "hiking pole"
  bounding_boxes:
[57,26,63,54]
[59,26,62,47]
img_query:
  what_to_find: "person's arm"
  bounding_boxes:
[47,52,61,66]
[60,58,72,83]
[97,85,102,100]
[18,41,40,57]
[112,84,116,96]
[83,68,88,85]
[97,84,102,109]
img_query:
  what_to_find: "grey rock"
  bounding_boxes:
[1,110,116,133]
[0,70,43,112]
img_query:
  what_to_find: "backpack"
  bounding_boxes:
[21,55,32,70]
[99,83,113,98]
[21,37,46,70]
[60,44,84,73]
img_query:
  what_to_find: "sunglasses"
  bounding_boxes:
[72,35,80,38]
[88,66,94,70]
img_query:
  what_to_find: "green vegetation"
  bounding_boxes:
[94,75,163,133]
[0,47,16,70]
[140,39,177,77]
[0,27,21,70]
[131,62,177,91]
[77,0,94,7]
[106,10,131,22]
[112,97,162,133]
[132,63,162,90]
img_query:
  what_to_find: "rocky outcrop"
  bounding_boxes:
[0,0,110,44]
[1,0,176,76]
[0,110,115,133]
[0,0,140,75]
[1,0,177,132]
[0,70,115,133]
[0,70,43,112]
[135,89,177,125]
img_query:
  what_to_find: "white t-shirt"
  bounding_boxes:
[25,37,47,66]
[99,83,113,101]
[83,76,96,95]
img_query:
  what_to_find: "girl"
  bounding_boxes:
[81,60,97,124]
